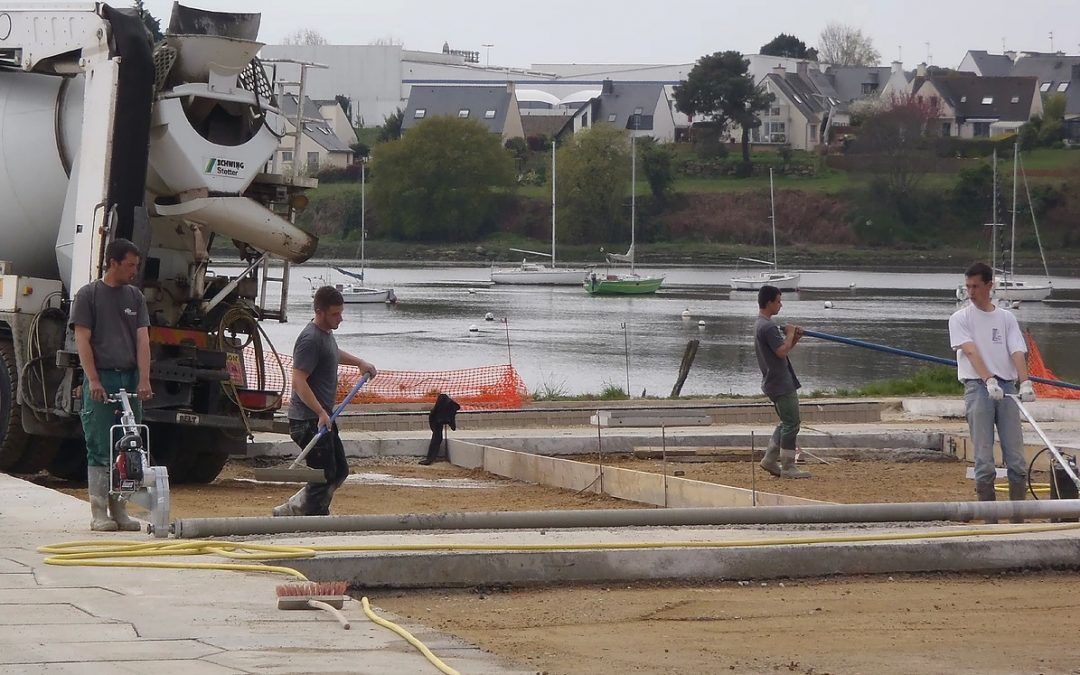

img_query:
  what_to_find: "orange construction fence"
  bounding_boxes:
[240,346,529,410]
[1026,331,1080,400]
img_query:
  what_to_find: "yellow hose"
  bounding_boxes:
[39,524,1080,675]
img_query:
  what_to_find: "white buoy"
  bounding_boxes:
[467,288,477,294]
[697,320,706,328]
[824,301,833,309]
[1011,300,1021,309]
[468,324,479,333]
[849,282,856,289]
[681,309,691,319]
[484,312,495,321]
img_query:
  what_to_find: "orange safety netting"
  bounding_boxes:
[240,346,529,410]
[1026,331,1080,400]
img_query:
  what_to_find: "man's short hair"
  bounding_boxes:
[313,286,344,311]
[758,284,781,309]
[965,262,993,284]
[105,238,141,267]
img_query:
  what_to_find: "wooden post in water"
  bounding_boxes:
[670,339,700,397]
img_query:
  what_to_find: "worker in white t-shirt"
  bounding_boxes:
[948,262,1036,523]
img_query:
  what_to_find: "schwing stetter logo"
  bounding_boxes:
[204,157,245,178]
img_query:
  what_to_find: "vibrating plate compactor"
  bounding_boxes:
[108,390,171,538]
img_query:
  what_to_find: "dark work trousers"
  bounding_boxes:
[421,393,460,465]
[289,419,349,515]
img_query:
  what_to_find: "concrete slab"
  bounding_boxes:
[0,640,221,665]
[0,662,245,675]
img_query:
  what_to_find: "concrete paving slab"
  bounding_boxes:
[0,573,38,588]
[0,661,245,675]
[0,623,137,642]
[1,639,222,664]
[0,603,101,624]
[0,558,27,573]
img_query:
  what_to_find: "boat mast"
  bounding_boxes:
[360,158,367,282]
[991,147,997,278]
[1009,140,1018,293]
[551,140,556,268]
[630,129,636,274]
[770,168,777,270]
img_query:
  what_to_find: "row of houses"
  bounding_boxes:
[267,47,1080,170]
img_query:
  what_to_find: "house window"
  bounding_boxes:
[633,107,643,115]
[973,122,991,137]
[483,109,496,119]
[458,109,470,118]
[981,96,993,104]
[581,111,588,127]
[607,113,617,122]
[767,121,786,141]
[941,122,951,136]
[281,151,293,162]
[1010,96,1020,103]
[960,96,967,103]
[861,83,878,94]
[769,106,781,116]
[1040,82,1052,92]
[307,152,319,171]
[414,108,426,118]
[1057,82,1070,93]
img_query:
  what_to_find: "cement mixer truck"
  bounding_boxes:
[0,3,318,482]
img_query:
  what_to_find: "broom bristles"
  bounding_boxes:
[276,581,348,598]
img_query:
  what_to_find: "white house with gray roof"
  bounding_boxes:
[402,84,524,141]
[275,94,354,176]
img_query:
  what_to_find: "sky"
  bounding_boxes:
[141,0,1077,70]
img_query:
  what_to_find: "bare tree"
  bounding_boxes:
[817,22,880,66]
[281,29,328,46]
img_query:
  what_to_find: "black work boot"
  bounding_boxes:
[1008,480,1028,524]
[975,480,998,524]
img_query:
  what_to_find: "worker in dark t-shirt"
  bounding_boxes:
[272,286,377,516]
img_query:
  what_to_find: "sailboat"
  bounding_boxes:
[955,143,1051,303]
[729,168,800,291]
[583,130,664,295]
[491,142,589,285]
[310,161,396,304]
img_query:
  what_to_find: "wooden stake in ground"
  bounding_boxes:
[670,339,699,397]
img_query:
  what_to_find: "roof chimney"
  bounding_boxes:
[506,81,515,95]
[796,60,809,77]
[772,64,786,76]
[601,78,614,94]
[891,60,903,74]
[916,62,928,77]
[1005,50,1017,62]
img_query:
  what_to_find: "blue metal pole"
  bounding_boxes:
[801,329,1080,392]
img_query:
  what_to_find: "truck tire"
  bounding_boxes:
[10,435,61,474]
[47,438,88,482]
[0,338,29,471]
[184,428,244,484]
[148,423,195,484]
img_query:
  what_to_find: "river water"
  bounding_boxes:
[233,263,1080,397]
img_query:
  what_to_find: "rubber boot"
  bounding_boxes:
[1008,480,1027,524]
[87,466,118,532]
[975,480,998,524]
[272,487,306,517]
[759,445,781,477]
[109,495,141,532]
[779,449,811,479]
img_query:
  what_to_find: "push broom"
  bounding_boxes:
[254,375,370,483]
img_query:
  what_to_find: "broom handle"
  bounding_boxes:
[307,599,351,629]
[289,375,369,469]
[801,330,1080,391]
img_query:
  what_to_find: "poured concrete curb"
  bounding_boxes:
[287,532,1080,589]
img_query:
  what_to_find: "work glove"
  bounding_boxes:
[1019,379,1036,403]
[985,377,1004,401]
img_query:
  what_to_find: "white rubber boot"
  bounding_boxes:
[759,445,781,477]
[109,494,142,532]
[272,487,306,516]
[779,449,811,479]
[87,466,118,532]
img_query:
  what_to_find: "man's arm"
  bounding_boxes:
[773,325,800,359]
[74,325,106,402]
[136,326,152,400]
[292,368,331,430]
[1011,351,1029,383]
[958,342,995,381]
[339,350,377,379]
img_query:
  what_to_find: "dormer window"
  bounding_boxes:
[458,109,470,118]
[484,109,497,119]
[1057,82,1070,92]
[633,107,643,115]
[607,113,617,122]
[1040,82,1052,92]
[414,108,426,118]
[960,96,967,103]
[1010,95,1020,103]
[981,96,993,104]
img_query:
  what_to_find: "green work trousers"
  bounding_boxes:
[769,391,801,451]
[80,370,142,467]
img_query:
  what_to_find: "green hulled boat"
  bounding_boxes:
[584,126,663,296]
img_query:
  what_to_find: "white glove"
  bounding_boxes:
[1019,379,1036,403]
[985,377,1004,401]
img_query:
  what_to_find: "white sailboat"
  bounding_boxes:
[730,169,800,291]
[491,142,589,285]
[956,143,1051,303]
[310,160,396,304]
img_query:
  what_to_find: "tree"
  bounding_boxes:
[817,22,880,66]
[377,108,404,142]
[132,0,163,42]
[369,116,514,241]
[281,29,328,46]
[553,125,631,244]
[759,33,817,60]
[637,137,676,203]
[673,51,774,165]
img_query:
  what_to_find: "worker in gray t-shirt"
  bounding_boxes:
[70,238,153,531]
[754,285,810,479]
[273,285,377,516]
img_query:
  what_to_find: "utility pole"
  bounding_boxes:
[261,58,328,178]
